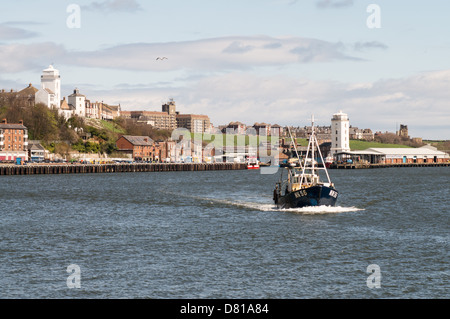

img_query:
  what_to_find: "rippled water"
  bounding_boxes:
[0,167,448,298]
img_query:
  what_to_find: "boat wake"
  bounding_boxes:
[203,198,364,214]
[159,190,364,215]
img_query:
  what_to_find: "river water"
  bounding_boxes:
[0,167,448,298]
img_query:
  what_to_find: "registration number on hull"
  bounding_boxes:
[294,189,307,198]
[329,190,338,198]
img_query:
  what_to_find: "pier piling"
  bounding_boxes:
[0,162,248,176]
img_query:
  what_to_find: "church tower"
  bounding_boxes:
[40,65,61,108]
[330,110,350,156]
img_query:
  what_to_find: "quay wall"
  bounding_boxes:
[0,163,247,176]
[329,162,450,169]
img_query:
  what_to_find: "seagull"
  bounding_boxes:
[156,57,168,60]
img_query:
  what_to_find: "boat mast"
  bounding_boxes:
[287,126,302,170]
[311,115,315,175]
[299,114,333,186]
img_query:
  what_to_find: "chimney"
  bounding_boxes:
[19,120,23,125]
[1,119,6,124]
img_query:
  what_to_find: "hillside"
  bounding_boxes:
[349,140,412,150]
[0,99,172,157]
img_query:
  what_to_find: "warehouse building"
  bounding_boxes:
[335,145,449,164]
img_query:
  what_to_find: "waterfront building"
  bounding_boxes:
[68,88,86,118]
[222,122,247,135]
[176,114,211,133]
[27,140,46,162]
[0,85,38,107]
[349,127,374,141]
[336,145,449,164]
[17,84,38,107]
[0,119,28,162]
[59,97,75,120]
[37,65,61,109]
[330,110,350,156]
[116,135,154,161]
[253,123,270,136]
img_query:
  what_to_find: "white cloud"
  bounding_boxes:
[0,42,66,73]
[316,0,354,9]
[82,0,143,13]
[67,35,359,72]
[0,36,383,74]
[0,23,38,40]
[82,69,450,139]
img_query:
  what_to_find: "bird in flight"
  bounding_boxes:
[156,57,168,60]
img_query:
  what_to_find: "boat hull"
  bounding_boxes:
[275,185,338,209]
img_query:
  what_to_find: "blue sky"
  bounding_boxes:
[1,0,450,139]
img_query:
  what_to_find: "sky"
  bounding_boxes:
[1,0,450,139]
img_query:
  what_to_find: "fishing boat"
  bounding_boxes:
[273,116,338,209]
[246,156,260,169]
[247,163,260,169]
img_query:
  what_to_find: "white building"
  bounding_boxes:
[38,65,61,109]
[35,88,57,109]
[331,110,350,156]
[68,88,86,118]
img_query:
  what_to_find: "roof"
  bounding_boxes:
[28,143,45,151]
[68,88,85,97]
[368,147,448,156]
[340,146,449,157]
[18,84,38,95]
[0,123,27,130]
[228,121,246,126]
[176,114,209,119]
[120,135,154,146]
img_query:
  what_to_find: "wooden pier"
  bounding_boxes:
[329,162,450,169]
[0,162,247,176]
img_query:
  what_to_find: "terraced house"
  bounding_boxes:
[0,119,28,162]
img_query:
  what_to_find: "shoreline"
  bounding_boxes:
[329,162,450,169]
[0,162,247,176]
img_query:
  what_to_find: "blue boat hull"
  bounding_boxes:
[275,185,338,209]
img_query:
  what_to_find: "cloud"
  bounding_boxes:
[0,35,359,74]
[83,69,450,139]
[353,41,388,51]
[82,0,143,13]
[0,42,66,72]
[67,35,359,72]
[316,0,354,9]
[0,23,39,40]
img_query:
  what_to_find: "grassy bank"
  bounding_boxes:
[350,140,413,150]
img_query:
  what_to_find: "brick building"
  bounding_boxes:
[0,119,29,162]
[116,135,154,161]
[176,114,211,133]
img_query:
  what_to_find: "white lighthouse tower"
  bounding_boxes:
[330,110,350,156]
[40,65,61,108]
